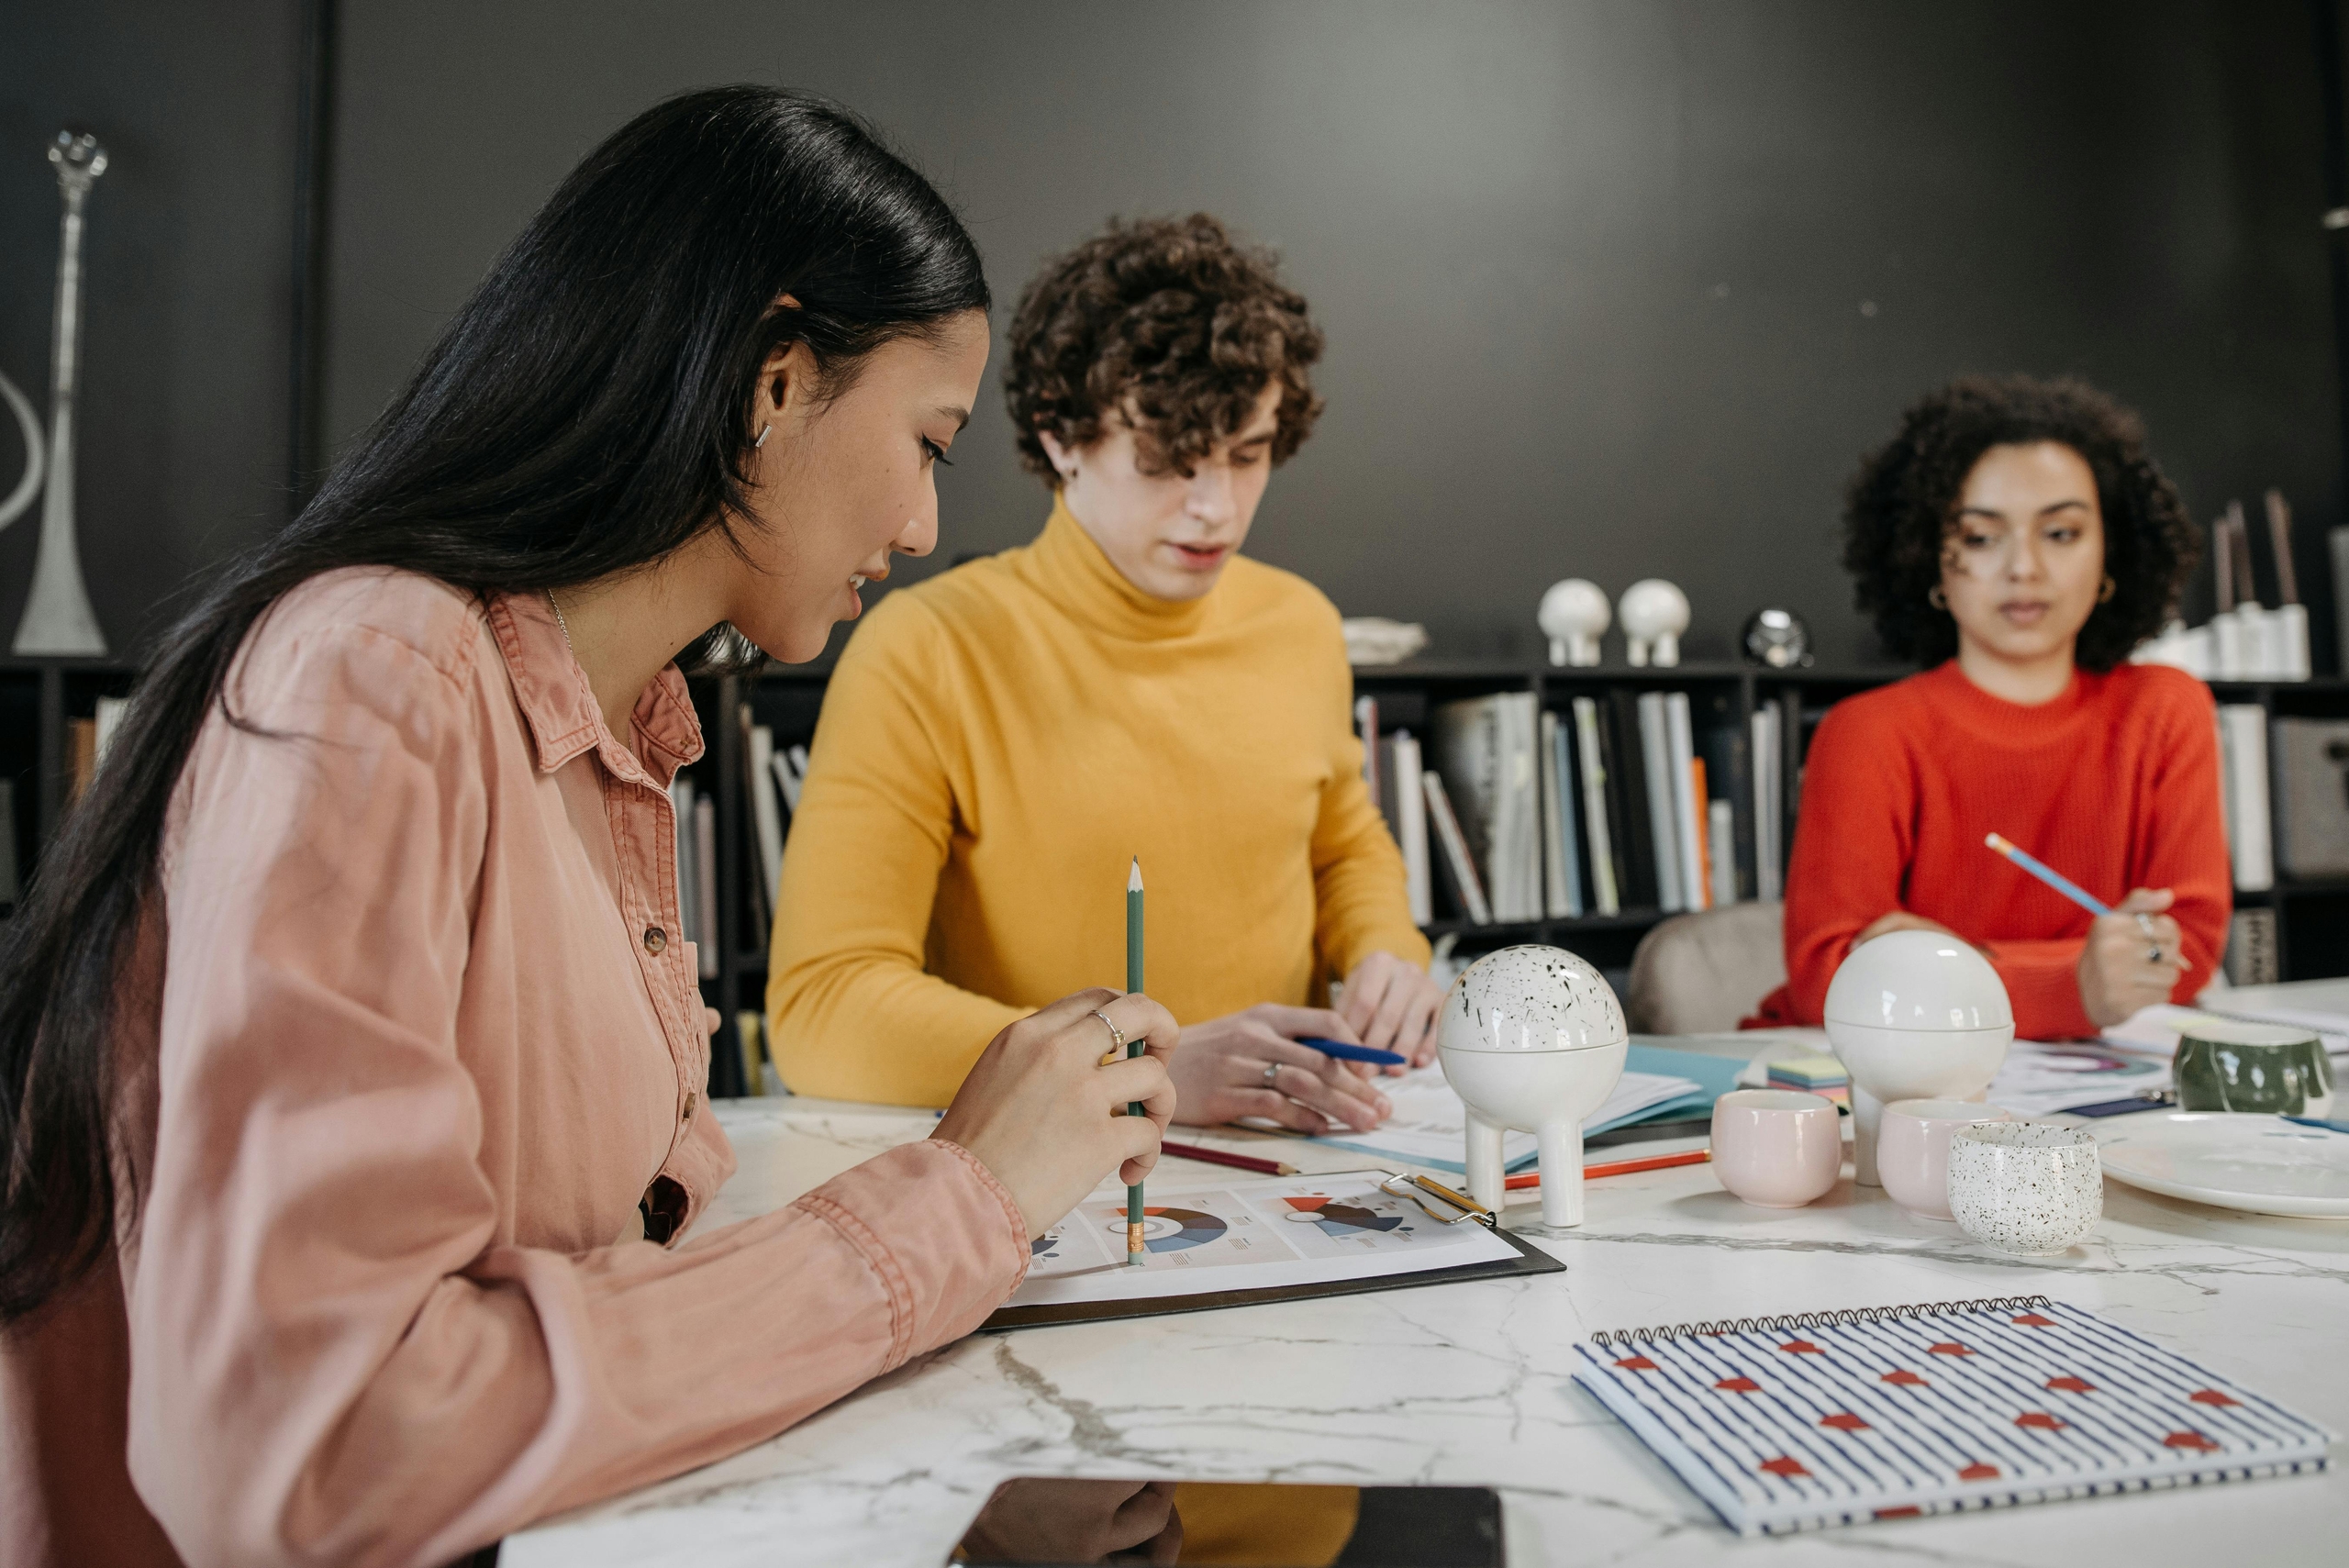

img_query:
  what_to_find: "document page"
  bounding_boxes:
[1005,1173,1522,1308]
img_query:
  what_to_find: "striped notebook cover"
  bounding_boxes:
[1573,1296,2331,1535]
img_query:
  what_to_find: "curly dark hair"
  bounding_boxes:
[1003,214,1324,481]
[1842,374,2200,672]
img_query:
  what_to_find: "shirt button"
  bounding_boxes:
[642,926,666,954]
[683,1091,697,1121]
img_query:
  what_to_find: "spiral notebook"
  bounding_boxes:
[1573,1296,2331,1536]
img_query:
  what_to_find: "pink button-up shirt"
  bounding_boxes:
[0,568,1029,1568]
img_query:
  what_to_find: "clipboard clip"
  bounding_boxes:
[1380,1172,1497,1229]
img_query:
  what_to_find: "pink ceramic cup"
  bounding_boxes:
[1877,1099,2014,1220]
[1710,1089,1842,1208]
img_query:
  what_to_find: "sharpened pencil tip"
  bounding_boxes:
[1129,856,1142,891]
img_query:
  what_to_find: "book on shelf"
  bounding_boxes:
[1663,692,1706,911]
[2215,705,2273,892]
[671,775,701,950]
[1602,691,1655,910]
[772,744,807,812]
[745,712,786,913]
[1389,730,1433,925]
[1540,709,1583,917]
[1419,770,1492,925]
[1354,695,1382,817]
[1635,694,1684,912]
[1707,797,1737,909]
[1694,696,1748,905]
[2224,907,2280,985]
[1430,693,1542,922]
[1571,697,1620,916]
[694,792,720,979]
[1750,705,1784,902]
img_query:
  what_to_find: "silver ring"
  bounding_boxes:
[2135,912,2165,965]
[1262,1062,1281,1087]
[1092,1009,1125,1053]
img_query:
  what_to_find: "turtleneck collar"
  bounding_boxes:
[1015,493,1219,641]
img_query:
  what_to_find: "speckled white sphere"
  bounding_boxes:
[1537,579,1611,667]
[1947,1122,2101,1254]
[1617,579,1691,667]
[1440,945,1626,1053]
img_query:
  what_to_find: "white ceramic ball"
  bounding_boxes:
[1439,944,1626,1054]
[1538,579,1611,667]
[1823,929,2013,1036]
[1617,580,1691,666]
[1617,580,1690,639]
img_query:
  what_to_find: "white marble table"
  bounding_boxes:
[508,1073,2345,1566]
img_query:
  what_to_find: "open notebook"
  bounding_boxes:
[1574,1296,2330,1535]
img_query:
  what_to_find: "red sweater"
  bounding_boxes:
[1753,661,2230,1040]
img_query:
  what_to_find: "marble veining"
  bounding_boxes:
[506,1098,2346,1567]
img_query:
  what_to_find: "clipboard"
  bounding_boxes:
[981,1221,1561,1332]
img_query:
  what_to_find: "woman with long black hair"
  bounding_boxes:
[0,87,1176,1568]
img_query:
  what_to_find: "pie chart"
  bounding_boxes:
[1281,1195,1408,1239]
[1105,1206,1229,1252]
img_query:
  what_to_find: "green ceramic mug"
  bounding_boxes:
[2174,1019,2335,1117]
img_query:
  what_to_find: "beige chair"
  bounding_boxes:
[1625,901,1787,1034]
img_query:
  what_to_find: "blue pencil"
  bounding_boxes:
[1298,1037,1409,1067]
[1983,832,2110,916]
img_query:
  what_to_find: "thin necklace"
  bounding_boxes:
[547,589,576,652]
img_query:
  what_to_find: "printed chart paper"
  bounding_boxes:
[1007,1174,1521,1309]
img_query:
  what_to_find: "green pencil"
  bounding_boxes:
[1126,856,1145,1267]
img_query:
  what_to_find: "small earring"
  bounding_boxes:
[1927,585,1948,611]
[754,424,771,449]
[2098,574,2117,603]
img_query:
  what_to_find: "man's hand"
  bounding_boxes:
[1337,951,1444,1069]
[1166,1004,1393,1134]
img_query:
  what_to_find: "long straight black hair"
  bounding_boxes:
[0,85,989,1323]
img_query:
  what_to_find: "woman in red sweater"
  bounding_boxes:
[1757,375,2226,1040]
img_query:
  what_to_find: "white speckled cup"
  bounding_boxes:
[1947,1122,2101,1255]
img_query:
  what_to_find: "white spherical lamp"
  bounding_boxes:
[1437,946,1628,1227]
[1822,930,2013,1188]
[1537,579,1610,667]
[1617,579,1691,667]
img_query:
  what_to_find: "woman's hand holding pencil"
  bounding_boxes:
[933,988,1180,1240]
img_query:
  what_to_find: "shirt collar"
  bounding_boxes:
[1011,493,1220,642]
[485,591,705,786]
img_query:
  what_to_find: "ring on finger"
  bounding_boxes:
[1262,1061,1281,1087]
[1092,1009,1125,1053]
[2145,944,2165,964]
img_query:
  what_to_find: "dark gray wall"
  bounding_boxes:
[1,0,309,655]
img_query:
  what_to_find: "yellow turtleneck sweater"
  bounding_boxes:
[767,497,1429,1107]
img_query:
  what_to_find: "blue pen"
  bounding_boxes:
[2283,1114,2349,1135]
[1299,1036,1409,1066]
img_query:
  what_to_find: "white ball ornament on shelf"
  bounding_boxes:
[1821,930,2014,1188]
[1436,945,1628,1228]
[1617,579,1690,667]
[1536,579,1610,667]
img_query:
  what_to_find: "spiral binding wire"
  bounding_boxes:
[1586,1295,2055,1349]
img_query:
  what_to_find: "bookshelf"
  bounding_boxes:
[8,655,2346,1098]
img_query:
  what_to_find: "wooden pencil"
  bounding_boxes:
[1161,1140,1298,1177]
[1126,857,1145,1266]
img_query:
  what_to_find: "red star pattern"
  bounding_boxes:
[1613,1356,1657,1370]
[2164,1431,2221,1451]
[1820,1412,1870,1430]
[2190,1389,2241,1407]
[1714,1376,1760,1393]
[1758,1456,1809,1477]
[1880,1369,1928,1386]
[2045,1376,2095,1393]
[2014,1412,2065,1430]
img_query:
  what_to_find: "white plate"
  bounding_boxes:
[2093,1112,2349,1218]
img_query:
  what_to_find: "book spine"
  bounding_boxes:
[1708,797,1737,909]
[1573,698,1620,917]
[1638,694,1684,912]
[695,793,720,979]
[1751,708,1781,902]
[1539,710,1570,918]
[1393,730,1433,927]
[2219,704,2274,891]
[1422,770,1492,924]
[1355,695,1381,804]
[748,722,785,912]
[1664,693,1705,910]
[1499,693,1541,921]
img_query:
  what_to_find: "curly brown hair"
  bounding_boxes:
[1003,214,1324,481]
[1843,374,2200,672]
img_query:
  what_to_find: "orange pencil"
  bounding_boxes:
[1504,1148,1709,1189]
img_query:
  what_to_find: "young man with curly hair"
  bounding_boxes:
[1753,374,2228,1040]
[767,216,1438,1130]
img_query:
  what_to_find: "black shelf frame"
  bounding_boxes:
[12,657,2346,1095]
